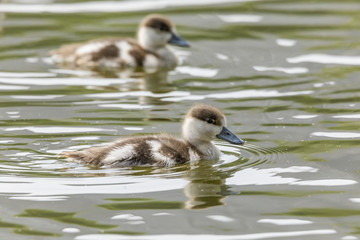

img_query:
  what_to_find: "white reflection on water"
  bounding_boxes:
[218,14,263,23]
[276,39,297,47]
[0,71,57,78]
[207,215,235,222]
[311,132,360,139]
[287,53,360,65]
[4,126,114,134]
[0,77,136,86]
[341,236,358,240]
[292,179,357,186]
[0,175,187,197]
[0,85,29,90]
[86,90,190,99]
[75,229,336,240]
[11,95,64,99]
[10,196,68,201]
[215,53,229,60]
[333,114,360,119]
[205,89,313,99]
[162,89,313,102]
[292,115,318,119]
[0,0,256,13]
[175,66,218,77]
[123,127,144,131]
[71,136,100,141]
[227,166,357,186]
[258,218,313,225]
[111,214,143,221]
[62,227,81,233]
[253,66,308,74]
[49,68,94,77]
[98,104,153,110]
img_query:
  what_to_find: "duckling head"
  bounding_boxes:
[137,14,190,51]
[182,104,244,146]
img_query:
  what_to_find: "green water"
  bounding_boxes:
[0,0,360,239]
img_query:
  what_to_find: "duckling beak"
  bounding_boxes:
[168,32,190,47]
[216,126,245,145]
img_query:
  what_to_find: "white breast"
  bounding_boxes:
[188,148,201,162]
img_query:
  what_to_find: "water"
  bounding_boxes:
[0,0,360,239]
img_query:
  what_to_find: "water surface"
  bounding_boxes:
[0,0,360,239]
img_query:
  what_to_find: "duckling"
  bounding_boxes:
[62,104,244,167]
[50,14,189,69]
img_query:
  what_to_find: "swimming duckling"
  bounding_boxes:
[62,104,244,167]
[50,14,189,69]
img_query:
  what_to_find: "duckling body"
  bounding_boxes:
[63,105,244,167]
[50,14,189,69]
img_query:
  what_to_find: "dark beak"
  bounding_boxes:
[168,32,190,47]
[216,126,244,145]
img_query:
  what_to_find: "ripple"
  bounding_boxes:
[0,77,135,86]
[4,126,114,134]
[86,90,190,99]
[292,115,318,119]
[0,85,29,90]
[207,89,313,99]
[0,71,57,78]
[227,166,357,187]
[253,66,308,74]
[0,175,188,198]
[175,66,218,77]
[207,215,235,222]
[311,131,360,139]
[287,53,360,65]
[333,114,360,119]
[0,0,255,13]
[75,229,336,240]
[11,95,64,100]
[276,39,297,47]
[218,14,263,23]
[258,218,313,226]
[218,143,285,169]
[162,89,313,102]
[98,104,153,110]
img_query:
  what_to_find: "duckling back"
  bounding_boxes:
[64,134,201,167]
[51,38,159,69]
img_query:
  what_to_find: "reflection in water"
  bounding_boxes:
[75,229,337,240]
[139,69,173,93]
[52,63,173,93]
[18,209,116,229]
[183,161,231,209]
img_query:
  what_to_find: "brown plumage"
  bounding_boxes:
[63,135,200,167]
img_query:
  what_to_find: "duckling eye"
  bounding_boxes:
[158,24,169,32]
[206,118,215,124]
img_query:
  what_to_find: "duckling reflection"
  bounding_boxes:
[82,69,174,104]
[184,161,232,209]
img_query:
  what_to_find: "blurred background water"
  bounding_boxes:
[0,0,360,239]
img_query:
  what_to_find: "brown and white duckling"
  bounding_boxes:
[50,14,189,69]
[62,104,244,167]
